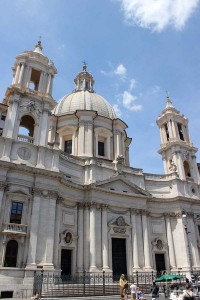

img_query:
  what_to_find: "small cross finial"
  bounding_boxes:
[82,60,87,71]
[166,90,169,98]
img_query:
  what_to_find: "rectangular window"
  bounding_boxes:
[10,202,23,224]
[1,115,6,121]
[64,140,72,154]
[98,141,105,156]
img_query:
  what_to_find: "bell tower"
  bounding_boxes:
[2,41,57,162]
[157,96,199,183]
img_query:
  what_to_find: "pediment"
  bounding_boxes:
[96,176,151,197]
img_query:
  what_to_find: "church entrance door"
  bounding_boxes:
[155,253,166,275]
[61,249,72,276]
[112,238,127,279]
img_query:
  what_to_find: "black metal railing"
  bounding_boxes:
[31,270,200,298]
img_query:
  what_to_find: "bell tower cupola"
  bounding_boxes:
[11,40,57,97]
[2,41,57,155]
[157,96,199,183]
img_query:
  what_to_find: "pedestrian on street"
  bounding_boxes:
[119,274,128,300]
[182,283,195,300]
[130,281,137,300]
[122,283,129,300]
[151,281,159,300]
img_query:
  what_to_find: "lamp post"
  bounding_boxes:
[181,209,193,276]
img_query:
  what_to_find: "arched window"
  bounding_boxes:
[18,115,35,143]
[184,161,191,178]
[4,240,18,267]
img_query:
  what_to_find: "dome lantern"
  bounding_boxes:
[74,63,94,92]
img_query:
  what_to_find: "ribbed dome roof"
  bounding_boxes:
[53,64,116,119]
[53,90,116,119]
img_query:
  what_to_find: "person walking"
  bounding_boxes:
[119,274,128,300]
[130,281,137,300]
[151,281,159,300]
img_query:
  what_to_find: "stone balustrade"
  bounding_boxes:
[2,223,27,235]
[17,134,34,143]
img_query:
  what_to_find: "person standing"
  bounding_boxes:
[151,281,159,300]
[182,284,195,300]
[130,281,137,300]
[119,274,128,300]
[122,283,129,300]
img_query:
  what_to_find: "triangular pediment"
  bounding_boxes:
[95,175,151,197]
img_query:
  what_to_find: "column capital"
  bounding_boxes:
[101,204,108,210]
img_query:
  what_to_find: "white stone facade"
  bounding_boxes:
[0,42,200,295]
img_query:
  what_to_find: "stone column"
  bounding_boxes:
[3,96,20,139]
[36,147,45,169]
[39,108,50,146]
[26,67,32,88]
[77,203,84,272]
[0,182,6,227]
[102,205,109,270]
[175,150,185,180]
[0,236,7,267]
[159,128,164,144]
[38,72,44,92]
[14,64,21,84]
[106,136,111,159]
[131,209,139,269]
[142,211,152,269]
[84,203,90,271]
[53,198,61,269]
[43,192,57,269]
[161,126,167,143]
[95,132,98,156]
[191,155,200,184]
[89,202,97,271]
[18,63,25,85]
[46,74,52,94]
[171,121,177,139]
[26,190,41,267]
[87,121,93,157]
[165,214,176,269]
[78,120,85,156]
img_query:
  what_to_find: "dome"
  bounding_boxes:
[53,90,116,119]
[53,64,116,119]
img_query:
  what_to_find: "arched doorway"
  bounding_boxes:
[4,240,18,267]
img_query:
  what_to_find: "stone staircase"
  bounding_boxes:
[41,283,120,298]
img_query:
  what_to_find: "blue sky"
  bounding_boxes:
[0,0,200,174]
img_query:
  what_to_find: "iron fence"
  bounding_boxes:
[32,270,200,298]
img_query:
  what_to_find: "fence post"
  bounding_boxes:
[33,271,37,295]
[83,270,86,296]
[39,270,44,297]
[103,271,105,296]
[136,271,139,286]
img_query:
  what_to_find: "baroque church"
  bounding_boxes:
[0,41,200,294]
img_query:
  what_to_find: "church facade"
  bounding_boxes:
[0,41,200,294]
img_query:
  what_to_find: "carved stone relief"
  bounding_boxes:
[17,147,31,160]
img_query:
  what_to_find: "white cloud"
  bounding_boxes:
[151,85,161,94]
[113,104,122,117]
[114,64,127,77]
[122,91,142,111]
[119,0,199,32]
[129,78,136,91]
